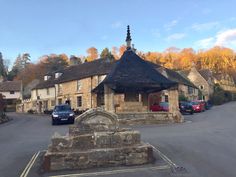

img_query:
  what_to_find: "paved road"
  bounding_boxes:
[1,102,236,177]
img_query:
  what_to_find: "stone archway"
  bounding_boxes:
[75,108,119,131]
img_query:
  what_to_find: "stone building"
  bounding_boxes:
[213,73,236,92]
[157,66,199,101]
[93,26,183,123]
[27,59,114,113]
[0,81,22,111]
[180,66,214,101]
[18,26,193,123]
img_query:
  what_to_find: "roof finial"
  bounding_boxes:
[126,25,132,49]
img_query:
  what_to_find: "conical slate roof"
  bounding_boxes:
[93,49,177,93]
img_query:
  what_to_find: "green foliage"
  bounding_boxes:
[100,48,115,60]
[211,84,234,105]
[0,52,7,80]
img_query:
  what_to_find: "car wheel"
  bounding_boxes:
[190,111,194,115]
[71,119,75,124]
[52,119,57,125]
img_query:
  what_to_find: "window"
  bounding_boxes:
[199,85,204,90]
[164,95,169,102]
[188,86,193,94]
[77,96,82,107]
[51,100,55,107]
[77,80,82,91]
[58,84,62,94]
[47,88,50,95]
[10,91,15,94]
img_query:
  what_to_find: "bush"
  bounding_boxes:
[211,84,234,105]
[27,109,35,114]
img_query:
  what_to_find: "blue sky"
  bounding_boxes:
[1,0,236,64]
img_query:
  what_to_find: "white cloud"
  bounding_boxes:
[166,33,186,41]
[164,20,178,31]
[194,37,215,48]
[215,29,236,47]
[191,22,219,31]
[194,28,236,49]
[111,21,122,29]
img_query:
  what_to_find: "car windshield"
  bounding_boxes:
[191,102,199,105]
[54,105,71,111]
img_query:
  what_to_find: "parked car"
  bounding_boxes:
[179,101,194,115]
[205,100,212,110]
[159,102,169,112]
[150,102,169,112]
[191,101,204,112]
[197,100,206,112]
[150,103,163,112]
[51,104,75,125]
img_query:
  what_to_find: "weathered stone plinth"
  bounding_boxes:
[43,108,154,171]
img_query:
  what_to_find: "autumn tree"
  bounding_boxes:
[111,46,119,59]
[86,47,98,62]
[178,48,196,70]
[119,45,126,57]
[39,54,69,73]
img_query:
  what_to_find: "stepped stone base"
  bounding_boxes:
[43,108,154,172]
[44,144,153,171]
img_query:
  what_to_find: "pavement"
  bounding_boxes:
[0,101,236,177]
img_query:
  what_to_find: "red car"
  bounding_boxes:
[150,102,169,112]
[191,101,205,112]
[150,104,162,112]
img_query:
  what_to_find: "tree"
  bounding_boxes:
[21,53,31,68]
[111,46,119,59]
[0,52,7,80]
[119,45,126,57]
[39,54,69,73]
[69,55,82,65]
[100,48,114,60]
[86,47,98,62]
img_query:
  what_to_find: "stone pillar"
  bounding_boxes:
[91,93,97,108]
[141,93,149,111]
[168,88,184,123]
[104,85,115,113]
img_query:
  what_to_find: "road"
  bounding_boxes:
[0,102,236,177]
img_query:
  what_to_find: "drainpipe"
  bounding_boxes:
[54,85,57,105]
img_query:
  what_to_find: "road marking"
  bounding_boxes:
[146,143,179,168]
[50,165,170,177]
[20,151,40,177]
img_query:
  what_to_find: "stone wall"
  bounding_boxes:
[117,112,174,125]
